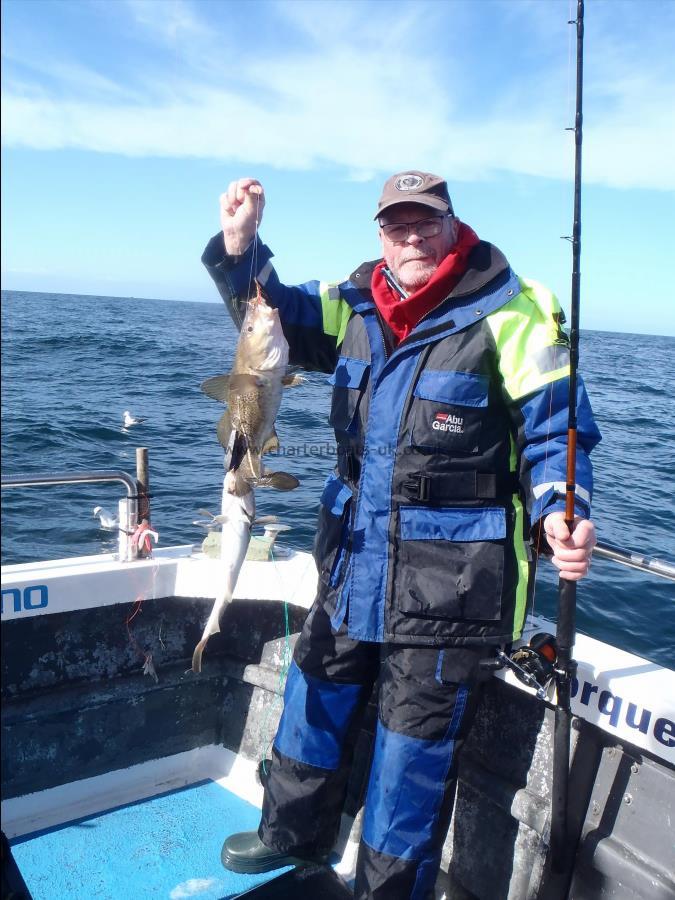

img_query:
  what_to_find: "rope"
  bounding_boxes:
[123,552,162,683]
[125,596,158,683]
[130,520,159,557]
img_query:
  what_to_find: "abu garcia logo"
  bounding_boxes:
[432,411,464,433]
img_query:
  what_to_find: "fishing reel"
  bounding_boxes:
[484,632,558,700]
[509,632,558,692]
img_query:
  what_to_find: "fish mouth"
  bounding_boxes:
[247,299,279,322]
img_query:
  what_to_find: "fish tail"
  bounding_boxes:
[191,639,208,674]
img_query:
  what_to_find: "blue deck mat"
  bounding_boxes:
[10,779,293,899]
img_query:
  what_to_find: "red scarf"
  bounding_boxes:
[370,222,480,342]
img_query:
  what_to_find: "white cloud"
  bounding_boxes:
[1,51,127,98]
[1,0,673,191]
[124,0,210,46]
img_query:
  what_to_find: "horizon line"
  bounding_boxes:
[2,288,672,340]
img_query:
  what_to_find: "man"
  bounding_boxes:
[202,172,600,900]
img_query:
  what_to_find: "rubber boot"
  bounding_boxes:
[221,831,327,874]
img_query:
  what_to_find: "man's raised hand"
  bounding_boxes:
[220,178,265,256]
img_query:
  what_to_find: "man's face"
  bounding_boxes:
[378,203,459,293]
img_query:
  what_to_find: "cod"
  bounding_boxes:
[192,296,301,673]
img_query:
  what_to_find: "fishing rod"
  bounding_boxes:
[551,0,584,874]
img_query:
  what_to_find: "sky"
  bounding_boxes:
[1,0,674,336]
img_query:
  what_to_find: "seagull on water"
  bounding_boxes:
[93,506,119,531]
[123,410,147,428]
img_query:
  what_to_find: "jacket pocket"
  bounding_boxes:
[397,506,506,621]
[313,473,353,589]
[328,356,370,435]
[410,370,488,455]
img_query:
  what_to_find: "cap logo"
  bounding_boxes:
[395,174,424,192]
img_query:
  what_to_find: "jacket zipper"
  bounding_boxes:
[373,308,391,362]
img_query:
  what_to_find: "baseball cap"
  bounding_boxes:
[374,171,454,220]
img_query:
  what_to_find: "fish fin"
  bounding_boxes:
[254,515,279,526]
[200,374,231,402]
[216,410,233,449]
[281,374,306,387]
[230,373,266,391]
[261,429,280,455]
[201,373,265,402]
[258,471,300,491]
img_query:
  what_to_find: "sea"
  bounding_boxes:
[2,290,674,669]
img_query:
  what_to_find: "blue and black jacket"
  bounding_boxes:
[202,233,601,647]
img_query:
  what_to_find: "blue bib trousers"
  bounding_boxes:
[259,602,491,900]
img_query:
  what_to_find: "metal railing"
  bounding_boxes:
[1,470,140,562]
[3,469,674,579]
[593,540,675,582]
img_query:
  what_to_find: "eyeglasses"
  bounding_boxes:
[379,215,450,243]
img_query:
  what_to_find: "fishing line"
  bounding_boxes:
[567,0,574,123]
[235,182,292,773]
[123,555,163,682]
[530,2,577,622]
[244,189,263,318]
[258,543,301,776]
[229,187,262,330]
[528,345,562,622]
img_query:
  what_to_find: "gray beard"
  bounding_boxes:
[394,259,437,292]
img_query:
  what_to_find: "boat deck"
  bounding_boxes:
[2,548,674,899]
[5,744,354,900]
[10,778,291,900]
